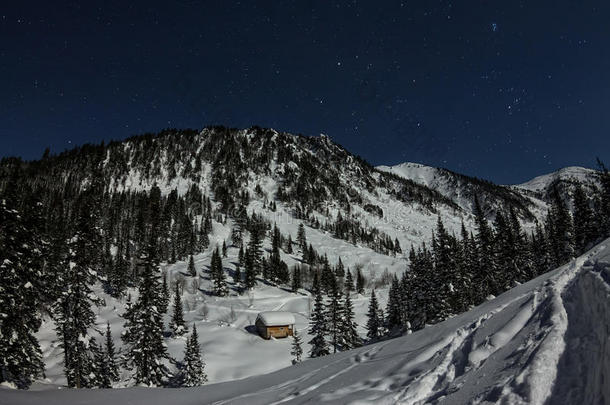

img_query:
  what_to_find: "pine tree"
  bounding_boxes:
[159,273,170,314]
[344,269,355,293]
[297,223,307,251]
[0,182,45,389]
[548,186,575,265]
[222,241,227,258]
[244,247,257,289]
[366,289,381,341]
[181,325,207,387]
[92,338,111,388]
[187,255,197,277]
[286,234,293,254]
[54,201,100,388]
[308,273,329,358]
[572,183,595,254]
[171,284,186,336]
[104,322,119,384]
[473,195,498,298]
[247,228,263,275]
[356,268,365,294]
[341,293,361,349]
[385,275,402,332]
[291,266,301,292]
[327,280,343,353]
[211,247,228,296]
[238,244,245,265]
[290,328,303,364]
[122,229,171,387]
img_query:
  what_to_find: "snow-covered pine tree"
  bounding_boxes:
[222,241,227,257]
[291,265,301,292]
[385,274,402,332]
[326,279,343,353]
[54,198,101,388]
[473,195,497,299]
[297,223,307,251]
[355,268,365,294]
[344,268,355,293]
[91,338,110,388]
[572,183,595,255]
[247,227,263,275]
[181,325,207,387]
[159,272,170,314]
[341,292,361,349]
[0,180,45,389]
[366,289,381,341]
[211,247,228,296]
[104,322,120,384]
[244,247,257,289]
[548,186,575,266]
[171,284,186,336]
[286,234,293,254]
[308,273,329,358]
[291,328,303,364]
[121,228,171,387]
[238,244,245,265]
[187,255,197,277]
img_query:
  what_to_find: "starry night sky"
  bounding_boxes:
[2,1,610,184]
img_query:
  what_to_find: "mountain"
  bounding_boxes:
[376,162,539,223]
[1,126,607,397]
[5,238,609,404]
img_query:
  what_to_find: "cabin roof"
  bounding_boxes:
[256,311,296,326]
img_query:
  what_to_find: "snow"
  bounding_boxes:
[4,238,609,405]
[512,166,597,192]
[256,312,296,327]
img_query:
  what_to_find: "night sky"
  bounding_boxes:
[2,1,610,184]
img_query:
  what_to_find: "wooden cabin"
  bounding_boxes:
[255,311,295,339]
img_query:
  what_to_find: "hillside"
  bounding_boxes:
[1,127,608,399]
[4,238,608,405]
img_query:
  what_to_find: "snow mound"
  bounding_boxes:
[3,240,609,405]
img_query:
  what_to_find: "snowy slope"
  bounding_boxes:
[4,239,608,405]
[513,166,598,193]
[376,162,541,230]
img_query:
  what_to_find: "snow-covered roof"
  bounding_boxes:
[256,311,295,326]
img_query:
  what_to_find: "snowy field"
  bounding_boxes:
[3,238,608,404]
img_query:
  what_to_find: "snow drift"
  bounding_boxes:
[2,239,609,405]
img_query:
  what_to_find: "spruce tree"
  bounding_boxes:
[122,229,171,387]
[104,322,119,384]
[211,247,228,296]
[297,223,307,251]
[385,275,402,332]
[341,293,361,349]
[344,269,355,293]
[366,289,381,341]
[291,266,301,292]
[356,268,365,294]
[291,328,303,364]
[187,255,197,277]
[308,273,329,358]
[171,284,186,336]
[0,182,45,389]
[181,325,207,387]
[54,201,100,388]
[222,241,227,258]
[327,280,343,353]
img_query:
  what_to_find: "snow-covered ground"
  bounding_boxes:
[3,238,609,404]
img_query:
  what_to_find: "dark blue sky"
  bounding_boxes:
[2,1,609,184]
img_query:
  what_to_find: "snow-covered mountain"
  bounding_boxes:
[5,238,609,405]
[376,162,539,222]
[1,127,606,401]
